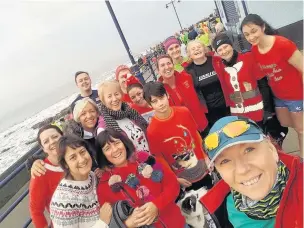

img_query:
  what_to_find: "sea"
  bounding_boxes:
[0,69,117,175]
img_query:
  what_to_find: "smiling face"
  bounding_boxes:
[40,128,62,158]
[188,41,206,60]
[78,102,98,131]
[214,140,278,201]
[76,73,91,93]
[157,57,174,79]
[64,146,92,181]
[167,43,181,60]
[101,84,123,111]
[242,23,265,46]
[102,137,128,167]
[128,86,147,107]
[216,43,234,61]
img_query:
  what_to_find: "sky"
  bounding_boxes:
[0,0,216,131]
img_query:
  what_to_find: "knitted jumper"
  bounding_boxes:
[50,172,108,228]
[147,106,208,183]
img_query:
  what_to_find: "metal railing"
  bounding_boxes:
[0,46,164,228]
[0,53,159,228]
[0,148,43,227]
[134,55,159,83]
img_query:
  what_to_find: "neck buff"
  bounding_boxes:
[98,102,148,133]
[222,50,238,67]
[232,161,289,220]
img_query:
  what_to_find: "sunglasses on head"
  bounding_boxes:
[204,118,262,152]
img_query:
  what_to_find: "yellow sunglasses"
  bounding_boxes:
[204,120,257,151]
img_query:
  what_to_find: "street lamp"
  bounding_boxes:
[165,0,183,30]
[105,0,147,83]
[105,0,136,65]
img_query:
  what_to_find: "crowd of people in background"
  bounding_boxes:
[27,13,303,228]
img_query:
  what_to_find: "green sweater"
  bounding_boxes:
[226,193,275,228]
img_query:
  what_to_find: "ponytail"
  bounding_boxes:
[264,23,278,35]
[241,14,278,35]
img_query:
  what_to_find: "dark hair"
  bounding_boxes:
[143,81,167,105]
[241,14,278,35]
[74,71,89,83]
[156,54,173,70]
[57,135,90,177]
[95,129,135,169]
[127,83,143,94]
[37,124,63,146]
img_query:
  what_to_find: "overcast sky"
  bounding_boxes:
[0,0,216,131]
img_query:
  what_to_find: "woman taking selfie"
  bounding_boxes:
[201,116,303,228]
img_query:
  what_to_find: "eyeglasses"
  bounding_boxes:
[204,120,261,152]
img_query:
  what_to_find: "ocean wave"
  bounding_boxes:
[0,70,116,175]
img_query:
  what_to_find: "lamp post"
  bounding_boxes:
[105,0,136,65]
[165,0,183,30]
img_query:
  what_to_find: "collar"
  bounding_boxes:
[83,130,94,139]
[44,159,64,172]
[80,89,93,98]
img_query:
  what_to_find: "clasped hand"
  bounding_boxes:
[125,202,159,228]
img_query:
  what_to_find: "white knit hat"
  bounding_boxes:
[73,97,99,123]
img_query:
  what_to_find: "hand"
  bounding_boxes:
[99,202,112,225]
[94,168,103,179]
[31,160,46,179]
[125,207,141,228]
[177,178,192,187]
[134,202,159,227]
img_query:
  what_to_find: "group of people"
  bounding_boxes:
[28,13,303,228]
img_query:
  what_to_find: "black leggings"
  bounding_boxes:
[206,106,231,128]
[199,106,231,140]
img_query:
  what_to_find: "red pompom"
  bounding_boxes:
[136,151,150,163]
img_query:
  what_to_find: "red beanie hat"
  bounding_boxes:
[115,65,131,80]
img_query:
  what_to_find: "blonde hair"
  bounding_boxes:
[73,97,99,123]
[97,80,122,104]
[186,40,207,58]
